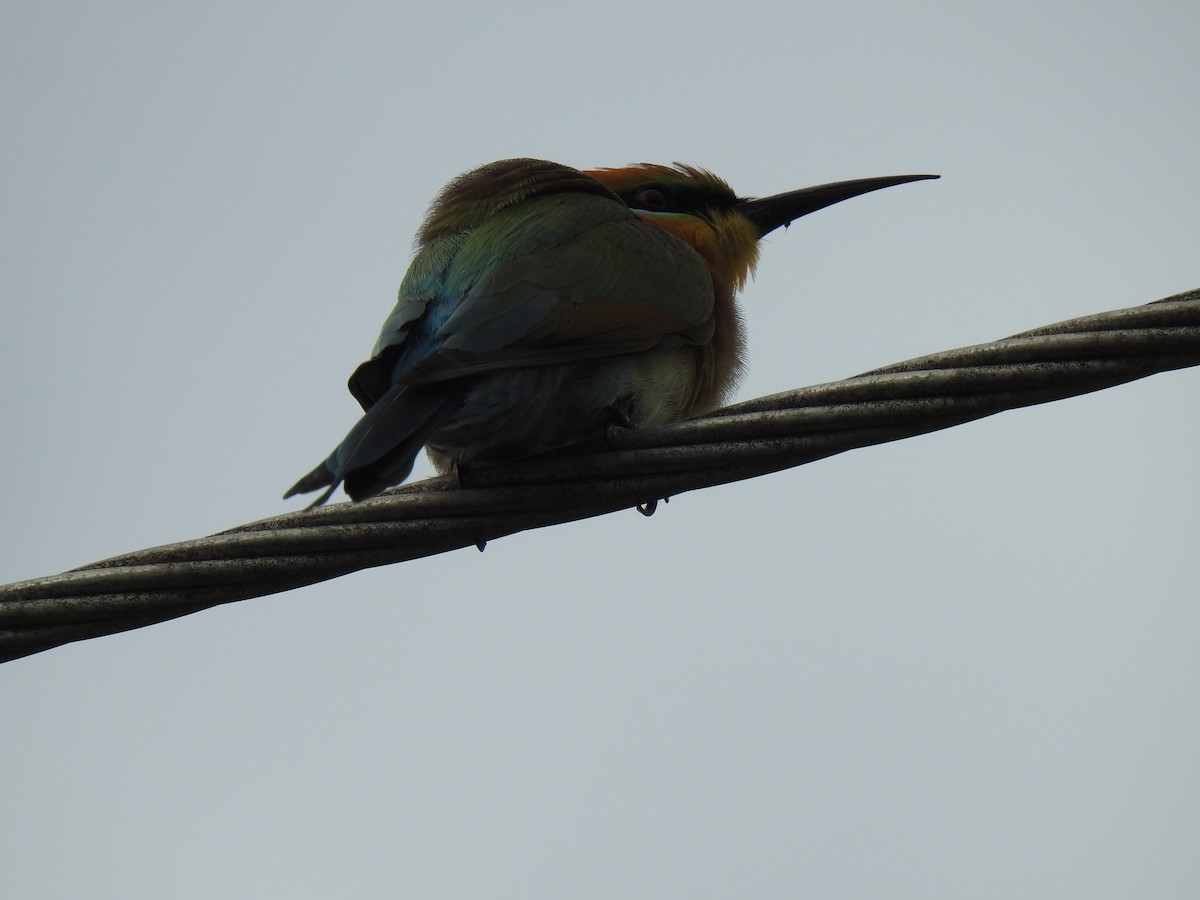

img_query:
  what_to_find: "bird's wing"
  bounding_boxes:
[351,194,716,403]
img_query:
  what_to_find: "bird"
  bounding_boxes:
[285,158,937,507]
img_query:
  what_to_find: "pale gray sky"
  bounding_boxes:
[2,2,1198,897]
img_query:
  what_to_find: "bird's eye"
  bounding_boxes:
[633,187,670,211]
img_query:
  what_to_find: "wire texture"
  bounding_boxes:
[2,288,1197,663]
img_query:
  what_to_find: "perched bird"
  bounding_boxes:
[286,158,936,506]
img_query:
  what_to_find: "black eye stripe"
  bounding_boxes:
[623,185,727,219]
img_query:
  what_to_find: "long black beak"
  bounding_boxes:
[735,174,939,238]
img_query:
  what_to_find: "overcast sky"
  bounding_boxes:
[3,2,1198,898]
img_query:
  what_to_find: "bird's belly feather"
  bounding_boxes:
[424,345,710,472]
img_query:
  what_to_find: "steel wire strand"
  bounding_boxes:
[1,289,1197,662]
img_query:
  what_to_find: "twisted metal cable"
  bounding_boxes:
[3,288,1197,663]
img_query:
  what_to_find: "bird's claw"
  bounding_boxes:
[450,459,471,488]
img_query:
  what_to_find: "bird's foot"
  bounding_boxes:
[601,397,638,448]
[449,459,471,488]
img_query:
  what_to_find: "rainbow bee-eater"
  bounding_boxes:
[286,158,936,506]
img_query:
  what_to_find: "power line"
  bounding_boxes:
[2,289,1197,663]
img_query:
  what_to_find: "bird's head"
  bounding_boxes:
[587,163,938,291]
[415,158,937,297]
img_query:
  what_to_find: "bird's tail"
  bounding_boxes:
[284,381,467,508]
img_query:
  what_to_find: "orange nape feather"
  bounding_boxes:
[584,162,736,198]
